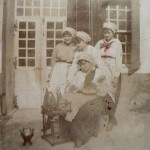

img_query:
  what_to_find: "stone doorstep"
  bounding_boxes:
[0,115,12,125]
[0,115,12,134]
[0,109,17,134]
[0,108,17,128]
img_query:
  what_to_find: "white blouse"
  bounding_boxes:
[67,45,107,83]
[95,38,122,78]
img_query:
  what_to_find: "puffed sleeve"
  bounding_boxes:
[95,40,101,50]
[51,46,57,68]
[67,52,80,84]
[92,47,108,77]
[115,40,123,78]
[90,69,107,96]
[91,47,101,68]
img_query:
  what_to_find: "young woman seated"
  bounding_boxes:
[59,53,107,148]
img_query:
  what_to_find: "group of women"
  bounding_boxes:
[43,22,122,148]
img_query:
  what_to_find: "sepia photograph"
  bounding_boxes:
[0,0,150,150]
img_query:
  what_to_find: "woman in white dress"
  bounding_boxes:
[42,27,77,117]
[47,27,77,98]
[68,31,107,84]
[95,22,123,130]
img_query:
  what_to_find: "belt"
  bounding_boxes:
[57,60,72,64]
[101,56,115,59]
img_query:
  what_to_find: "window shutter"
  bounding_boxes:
[130,0,140,73]
[91,0,106,45]
[67,0,77,30]
[67,0,90,33]
[67,0,105,45]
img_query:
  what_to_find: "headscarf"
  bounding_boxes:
[75,31,91,43]
[103,22,117,33]
[62,27,77,37]
[77,53,96,67]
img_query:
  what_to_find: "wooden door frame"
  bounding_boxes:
[1,0,16,115]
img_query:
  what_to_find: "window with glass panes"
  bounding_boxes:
[43,0,67,17]
[106,2,131,65]
[46,21,65,66]
[15,0,67,67]
[18,21,36,67]
[16,0,41,17]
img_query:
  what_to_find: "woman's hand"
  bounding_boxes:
[68,84,78,92]
[84,69,95,85]
[113,77,118,88]
[97,75,106,82]
[59,100,72,114]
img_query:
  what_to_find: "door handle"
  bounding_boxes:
[14,20,18,32]
[13,57,17,69]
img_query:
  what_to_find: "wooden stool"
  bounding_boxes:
[41,106,71,146]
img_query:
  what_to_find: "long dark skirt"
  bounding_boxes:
[70,96,105,146]
[103,75,122,125]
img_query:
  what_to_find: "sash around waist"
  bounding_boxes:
[101,55,115,59]
[56,60,72,64]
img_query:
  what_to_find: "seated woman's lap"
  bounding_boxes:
[70,96,105,143]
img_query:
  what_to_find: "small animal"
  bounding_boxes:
[130,92,150,113]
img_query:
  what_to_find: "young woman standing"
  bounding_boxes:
[95,22,123,131]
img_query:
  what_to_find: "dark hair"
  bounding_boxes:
[77,59,89,65]
[62,31,72,36]
[103,28,115,35]
[73,36,83,44]
[77,59,82,65]
[73,36,91,45]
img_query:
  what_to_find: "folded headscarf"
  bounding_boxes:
[77,53,96,67]
[103,22,117,33]
[75,31,91,43]
[62,27,77,37]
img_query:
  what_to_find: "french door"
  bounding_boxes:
[14,18,66,108]
[14,0,68,109]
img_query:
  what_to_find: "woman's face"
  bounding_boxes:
[76,40,87,50]
[80,60,92,72]
[63,33,73,45]
[103,28,114,41]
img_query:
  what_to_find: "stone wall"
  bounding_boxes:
[138,0,150,73]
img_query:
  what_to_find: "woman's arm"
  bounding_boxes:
[115,40,123,78]
[95,40,101,50]
[51,47,57,68]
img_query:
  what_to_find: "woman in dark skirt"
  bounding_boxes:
[71,96,105,148]
[60,53,107,148]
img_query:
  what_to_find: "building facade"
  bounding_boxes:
[0,0,149,115]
